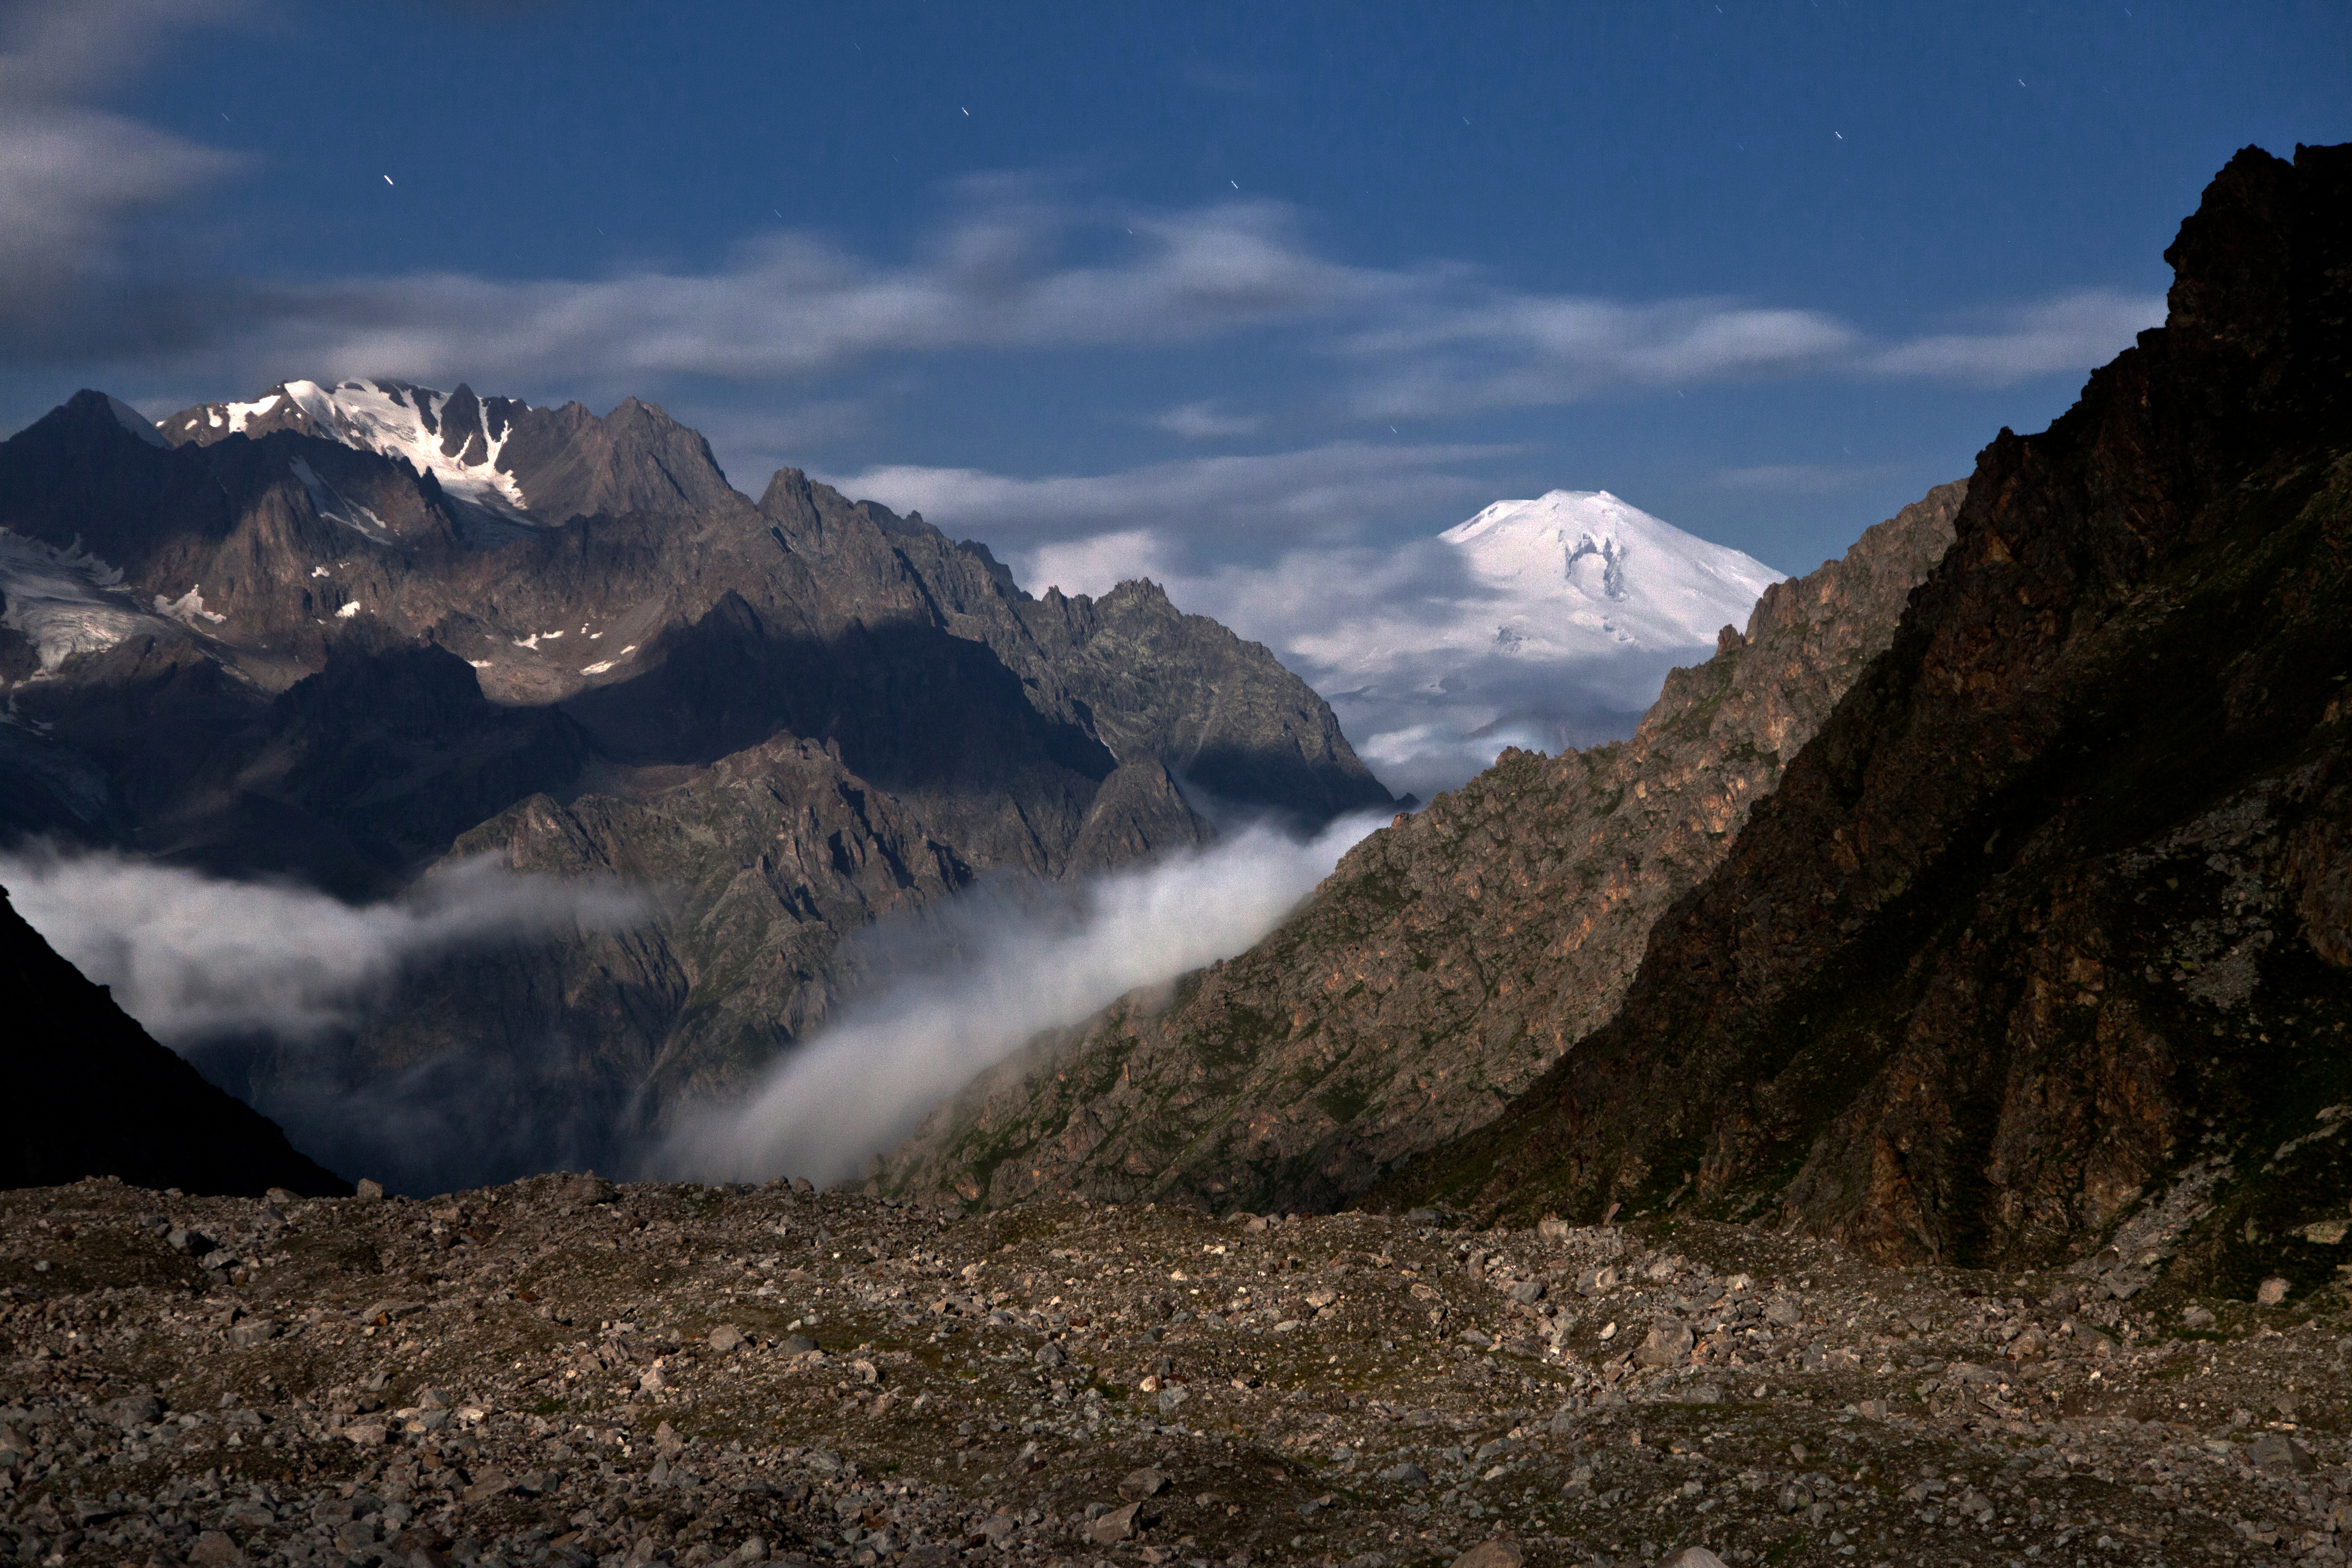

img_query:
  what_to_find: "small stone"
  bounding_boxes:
[1635,1320,1695,1367]
[1034,1340,1068,1368]
[265,1186,298,1205]
[227,1318,276,1348]
[1379,1462,1429,1486]
[709,1324,746,1353]
[355,1179,385,1202]
[2248,1432,2315,1475]
[1448,1540,1522,1568]
[2256,1277,2289,1305]
[1658,1551,1729,1568]
[1508,1280,1546,1305]
[782,1333,818,1354]
[1086,1501,1145,1544]
[343,1419,390,1446]
[556,1173,616,1205]
[188,1530,248,1568]
[102,1393,162,1428]
[2183,1305,2216,1328]
[1120,1466,1173,1499]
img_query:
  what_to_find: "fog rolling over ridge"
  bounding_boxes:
[0,849,653,1194]
[0,850,647,1045]
[0,812,1381,1194]
[659,809,1388,1187]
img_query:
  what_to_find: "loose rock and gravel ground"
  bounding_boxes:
[3,1176,2345,1568]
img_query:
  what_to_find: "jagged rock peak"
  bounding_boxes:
[158,377,737,523]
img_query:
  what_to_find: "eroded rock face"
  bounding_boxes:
[0,391,1390,1191]
[874,481,1964,1214]
[1413,142,2352,1291]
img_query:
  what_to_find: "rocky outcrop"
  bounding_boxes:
[1401,143,2352,1297]
[0,386,1390,1190]
[873,481,1963,1212]
[0,885,347,1196]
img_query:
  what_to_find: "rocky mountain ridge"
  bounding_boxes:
[872,479,1964,1214]
[1398,142,2352,1296]
[0,382,1390,1191]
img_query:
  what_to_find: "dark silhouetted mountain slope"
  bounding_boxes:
[0,883,348,1197]
[1398,143,2352,1297]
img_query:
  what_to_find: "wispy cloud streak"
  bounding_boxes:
[660,810,1387,1186]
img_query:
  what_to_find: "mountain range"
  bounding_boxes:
[8,139,2342,1313]
[873,480,1961,1209]
[885,140,2352,1300]
[0,376,1392,1191]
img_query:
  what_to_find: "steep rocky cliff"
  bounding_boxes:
[1401,143,2352,1299]
[873,480,1964,1211]
[0,384,1390,1189]
[0,884,347,1196]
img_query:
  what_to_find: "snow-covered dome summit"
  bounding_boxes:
[1286,489,1784,798]
[1439,489,1782,657]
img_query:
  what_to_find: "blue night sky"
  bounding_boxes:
[2,1,2346,587]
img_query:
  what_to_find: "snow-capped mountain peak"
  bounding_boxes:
[1268,489,1784,797]
[157,378,739,528]
[1439,489,1781,653]
[162,378,534,514]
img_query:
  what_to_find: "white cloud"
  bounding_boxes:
[2,848,646,1044]
[1019,529,1175,598]
[659,809,1388,1187]
[228,197,1398,392]
[0,1,247,328]
[1346,296,1863,416]
[828,440,1508,559]
[1865,288,2166,383]
[1150,400,1266,439]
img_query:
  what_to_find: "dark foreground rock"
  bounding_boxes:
[0,887,346,1198]
[3,1178,2341,1568]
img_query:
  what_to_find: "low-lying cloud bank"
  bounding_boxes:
[0,848,646,1044]
[658,809,1389,1187]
